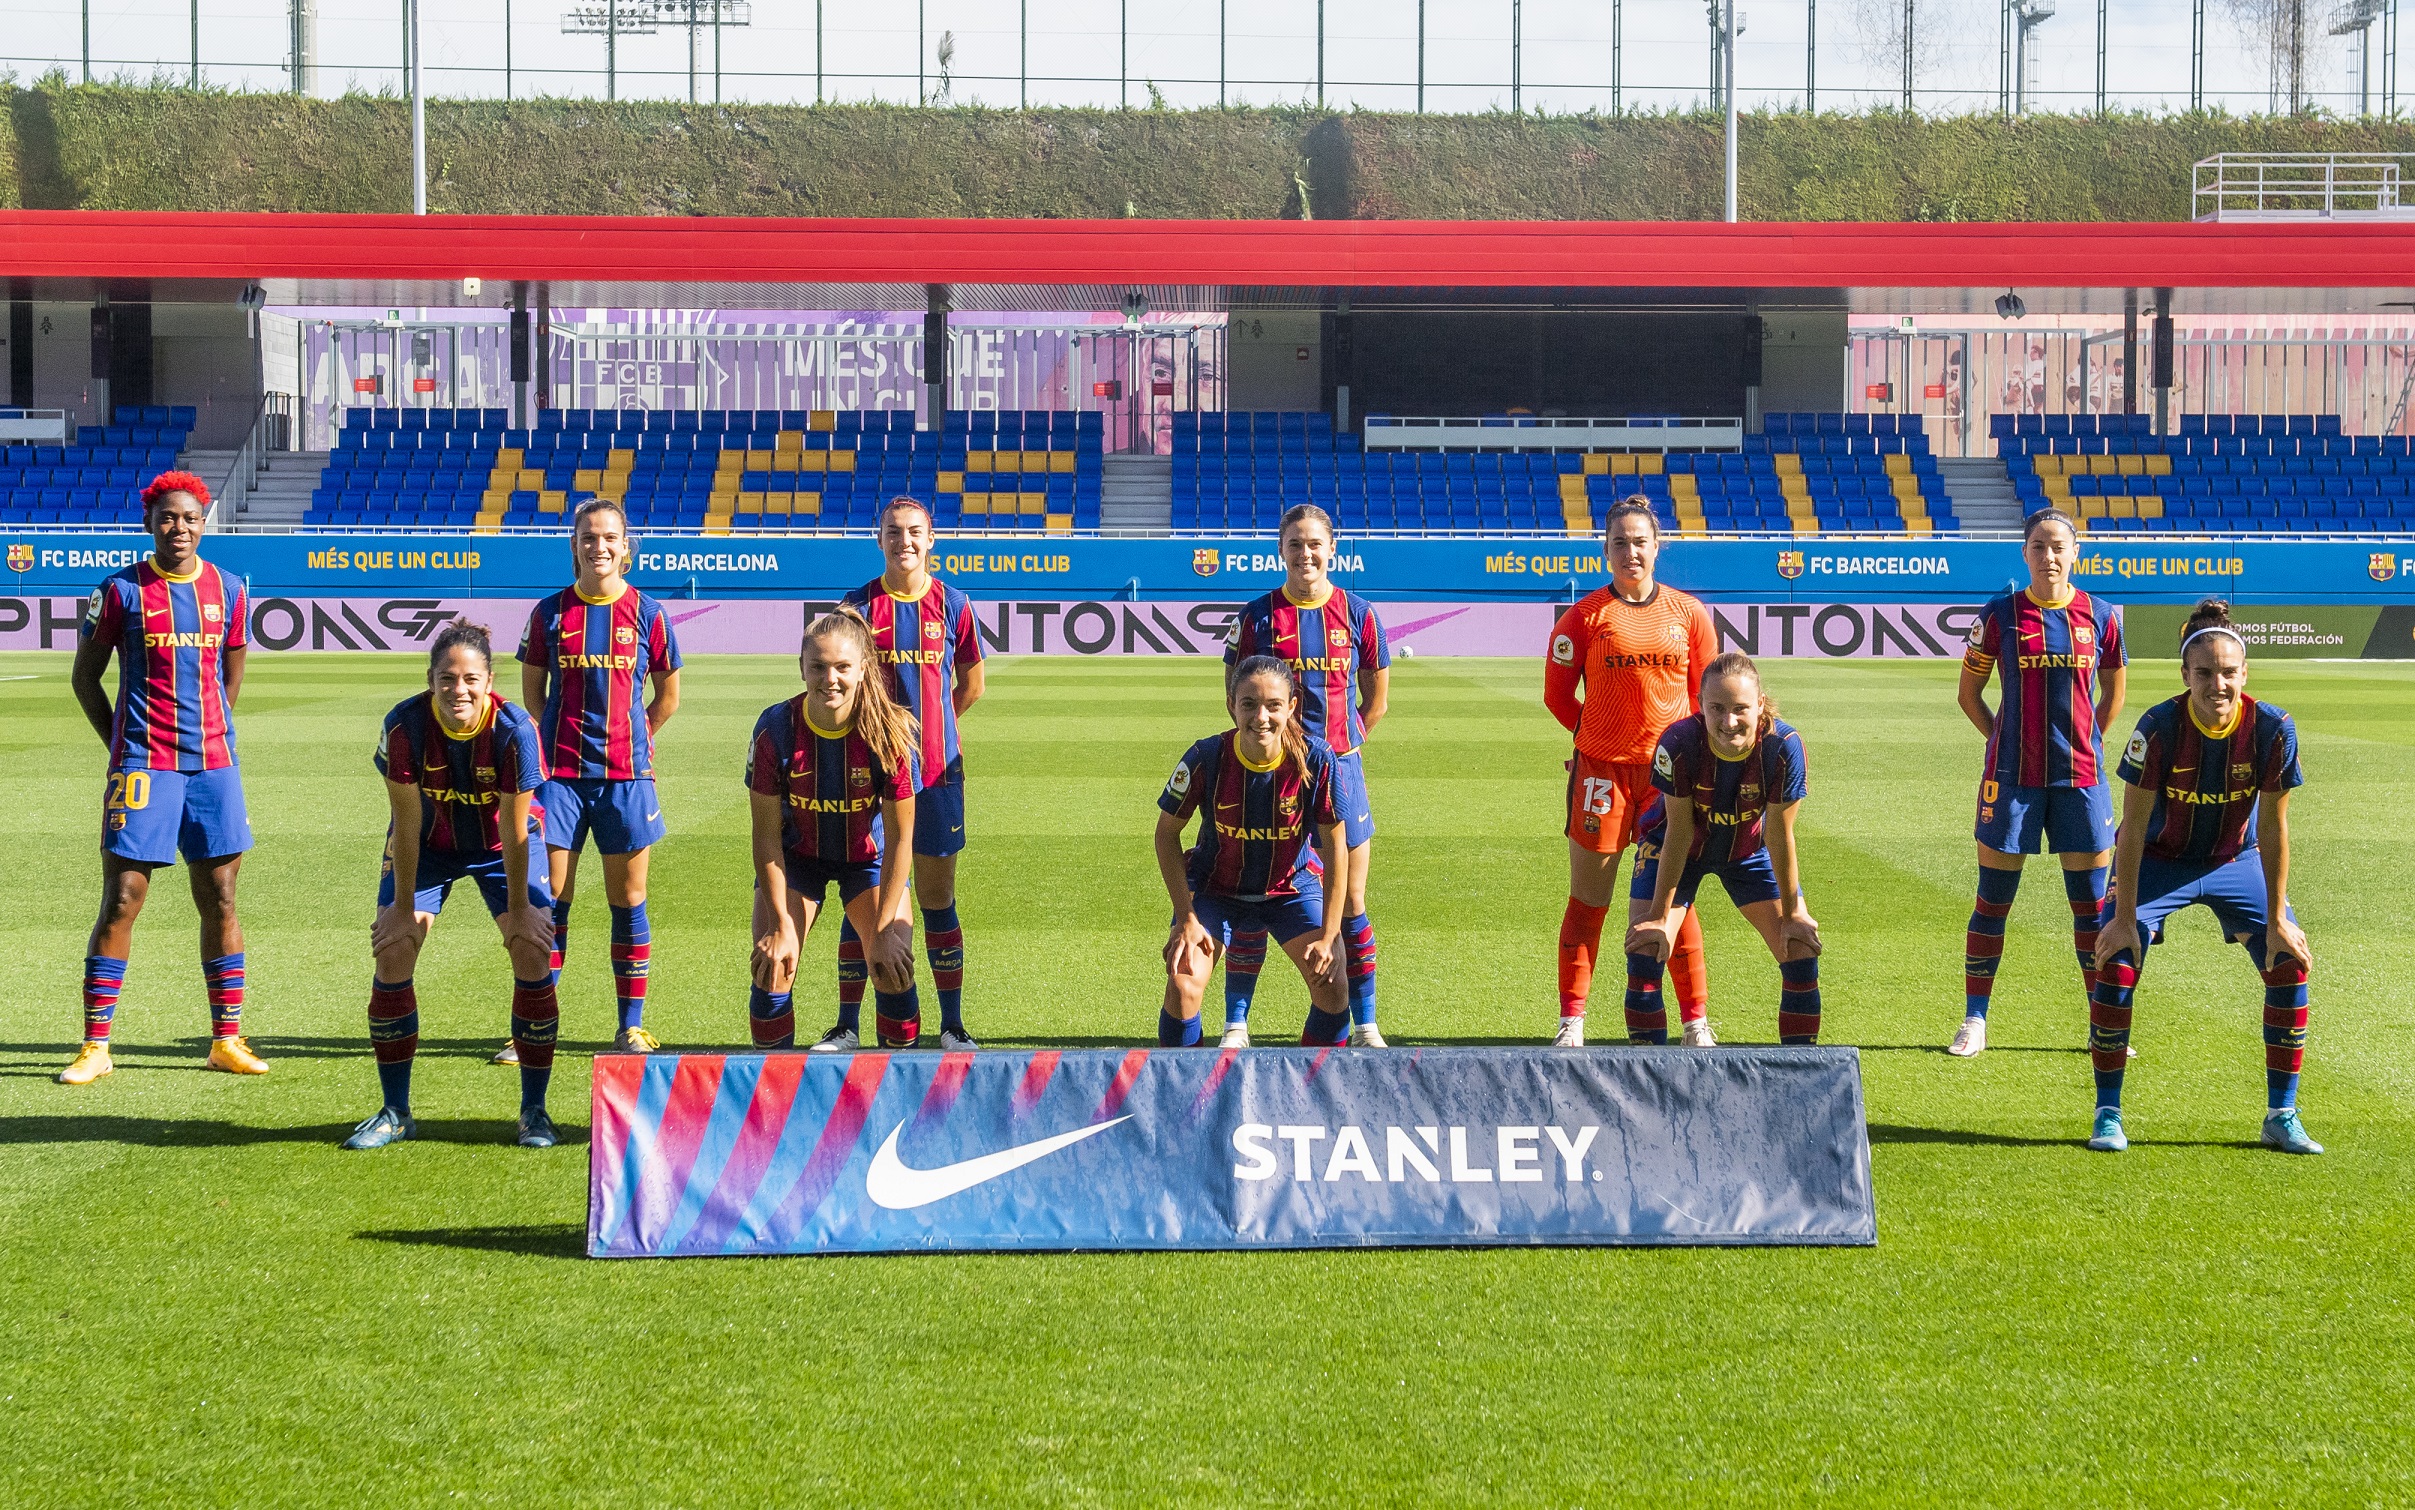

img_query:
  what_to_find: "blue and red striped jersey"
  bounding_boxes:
[1159,730,1340,902]
[1224,587,1390,756]
[81,558,248,773]
[2116,693,2302,865]
[1642,714,1809,866]
[746,694,916,867]
[518,585,682,781]
[1962,588,2126,788]
[374,692,547,857]
[842,576,982,788]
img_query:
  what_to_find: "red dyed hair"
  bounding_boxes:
[142,470,212,516]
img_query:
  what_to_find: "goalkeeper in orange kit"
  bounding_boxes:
[1542,499,1722,1047]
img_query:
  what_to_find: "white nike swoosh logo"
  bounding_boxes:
[646,811,660,820]
[864,1115,1130,1210]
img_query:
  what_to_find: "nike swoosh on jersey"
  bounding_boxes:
[863,1115,1131,1210]
[646,810,660,821]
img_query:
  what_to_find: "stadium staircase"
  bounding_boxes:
[234,451,329,526]
[1100,454,1173,535]
[1938,457,2023,533]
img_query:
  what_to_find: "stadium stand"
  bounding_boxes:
[1998,412,2415,534]
[0,407,197,524]
[305,407,1104,534]
[1172,410,1956,535]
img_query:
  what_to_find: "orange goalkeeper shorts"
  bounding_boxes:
[1565,753,1658,854]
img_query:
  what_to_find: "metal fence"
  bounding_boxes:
[2193,153,2415,220]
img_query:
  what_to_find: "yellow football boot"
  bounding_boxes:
[613,1026,661,1054]
[206,1036,270,1075]
[57,1042,114,1085]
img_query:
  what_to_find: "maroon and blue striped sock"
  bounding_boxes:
[511,975,558,1113]
[547,897,572,987]
[1223,929,1267,1027]
[2089,950,2138,1109]
[82,955,127,1044]
[609,902,650,1032]
[1300,1005,1349,1045]
[923,904,966,1035]
[2262,956,2309,1109]
[2064,865,2109,1002]
[748,984,795,1048]
[1778,956,1822,1044]
[1965,866,2022,1019]
[367,977,418,1113]
[835,918,866,1034]
[1623,951,1670,1044]
[203,952,246,1039]
[874,984,921,1047]
[1342,913,1378,1029]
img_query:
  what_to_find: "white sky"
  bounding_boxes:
[2,0,2390,116]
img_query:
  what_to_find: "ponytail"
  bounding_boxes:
[2179,597,2247,669]
[802,608,922,777]
[1228,654,1312,778]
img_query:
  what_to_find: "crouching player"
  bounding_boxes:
[746,610,921,1053]
[1624,654,1823,1043]
[344,621,560,1150]
[2084,600,2321,1155]
[1153,656,1350,1047]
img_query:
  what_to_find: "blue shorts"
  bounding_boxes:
[1189,891,1325,947]
[1630,839,1783,910]
[539,776,666,856]
[783,853,881,905]
[102,766,252,866]
[381,835,554,917]
[1331,750,1375,848]
[2107,850,2293,962]
[914,756,967,859]
[1974,779,2117,856]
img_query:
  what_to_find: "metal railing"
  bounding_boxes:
[1362,416,1746,450]
[0,409,71,444]
[2192,154,2415,221]
[215,394,296,524]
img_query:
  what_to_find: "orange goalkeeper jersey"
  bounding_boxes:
[1544,584,1721,764]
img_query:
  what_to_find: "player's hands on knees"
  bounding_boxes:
[504,903,553,960]
[752,923,799,990]
[2269,916,2313,972]
[370,902,421,957]
[870,917,916,981]
[2092,916,2142,972]
[1778,910,1822,959]
[1301,935,1342,987]
[1165,913,1213,978]
[1624,915,1676,963]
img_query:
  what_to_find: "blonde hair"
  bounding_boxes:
[801,607,921,776]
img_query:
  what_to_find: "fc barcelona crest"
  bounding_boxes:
[1776,550,1806,580]
[2371,552,2398,583]
[923,618,945,640]
[4,543,30,574]
[850,766,872,789]
[1192,548,1221,577]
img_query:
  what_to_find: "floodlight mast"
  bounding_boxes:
[2014,0,2054,115]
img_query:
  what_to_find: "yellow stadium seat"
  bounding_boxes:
[1773,454,1802,476]
[2144,454,2173,476]
[959,492,989,516]
[744,449,775,469]
[794,492,821,518]
[938,471,965,493]
[809,410,836,432]
[1046,513,1073,534]
[774,430,802,453]
[496,448,523,470]
[573,468,602,492]
[1050,451,1076,474]
[1882,454,1911,476]
[760,492,791,519]
[829,450,856,472]
[796,451,827,473]
[1637,454,1665,475]
[2085,454,2116,476]
[965,451,994,473]
[734,491,764,517]
[1020,494,1047,516]
[1582,454,1610,475]
[540,490,568,514]
[515,468,544,490]
[768,451,797,473]
[2078,497,2108,519]
[1015,450,1045,473]
[2137,495,2164,520]
[2116,454,2146,477]
[605,449,634,473]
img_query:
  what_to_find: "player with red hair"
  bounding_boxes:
[61,471,267,1084]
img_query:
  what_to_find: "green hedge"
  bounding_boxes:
[9,80,2415,220]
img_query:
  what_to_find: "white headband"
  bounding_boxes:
[2180,625,2246,658]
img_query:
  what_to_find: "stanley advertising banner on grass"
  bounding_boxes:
[586,1046,1877,1257]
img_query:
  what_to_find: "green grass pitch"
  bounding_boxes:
[3,649,2412,1505]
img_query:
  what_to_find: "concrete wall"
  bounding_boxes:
[1226,310,1322,413]
[1757,308,1848,417]
[153,303,263,448]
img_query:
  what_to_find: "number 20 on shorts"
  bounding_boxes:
[106,772,152,812]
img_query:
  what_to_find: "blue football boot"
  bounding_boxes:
[341,1107,415,1150]
[2087,1106,2128,1153]
[517,1108,558,1149]
[2261,1108,2324,1155]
